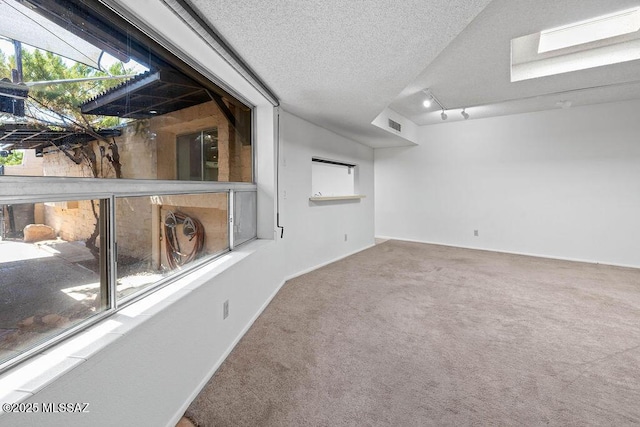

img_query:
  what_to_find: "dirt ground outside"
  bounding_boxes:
[0,239,101,364]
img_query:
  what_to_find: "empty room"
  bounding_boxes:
[1,0,639,426]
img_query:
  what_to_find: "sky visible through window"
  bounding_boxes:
[511,7,640,82]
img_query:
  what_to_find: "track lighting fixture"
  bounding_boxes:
[423,88,450,121]
[461,108,469,120]
[421,89,433,108]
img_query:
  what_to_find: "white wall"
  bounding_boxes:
[376,99,640,267]
[280,111,375,278]
[0,110,375,427]
[0,0,375,424]
[1,242,287,427]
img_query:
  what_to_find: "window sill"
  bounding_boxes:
[309,195,366,202]
[0,238,272,413]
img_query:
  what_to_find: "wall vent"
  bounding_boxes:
[388,118,402,132]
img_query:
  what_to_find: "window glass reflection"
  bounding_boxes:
[116,193,229,301]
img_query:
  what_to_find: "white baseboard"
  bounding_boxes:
[375,235,640,270]
[169,235,637,424]
[168,276,287,427]
[169,241,377,426]
[283,243,377,282]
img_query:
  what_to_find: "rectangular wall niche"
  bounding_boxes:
[311,157,362,200]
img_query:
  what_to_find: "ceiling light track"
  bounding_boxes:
[423,88,462,121]
[423,88,446,111]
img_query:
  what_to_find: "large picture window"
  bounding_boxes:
[0,0,253,183]
[0,0,257,372]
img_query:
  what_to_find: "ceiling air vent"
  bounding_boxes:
[388,118,402,132]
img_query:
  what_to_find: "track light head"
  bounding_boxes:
[441,110,448,120]
[461,108,469,120]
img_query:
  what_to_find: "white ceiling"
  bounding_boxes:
[390,0,640,126]
[188,0,640,147]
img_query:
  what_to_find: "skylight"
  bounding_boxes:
[538,7,640,53]
[511,7,640,82]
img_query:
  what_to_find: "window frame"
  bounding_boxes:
[0,0,259,373]
[0,183,257,373]
[176,128,220,182]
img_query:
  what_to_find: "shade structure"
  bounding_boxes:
[81,69,213,119]
[0,0,105,70]
[0,123,121,151]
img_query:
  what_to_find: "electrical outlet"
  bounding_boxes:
[474,230,479,237]
[344,234,348,241]
[223,300,229,319]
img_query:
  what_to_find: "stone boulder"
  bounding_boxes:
[23,224,56,242]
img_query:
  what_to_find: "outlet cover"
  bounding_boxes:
[223,300,229,319]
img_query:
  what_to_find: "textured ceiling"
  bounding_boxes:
[187,0,640,144]
[187,0,491,147]
[390,0,640,125]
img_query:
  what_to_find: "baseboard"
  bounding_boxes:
[168,242,377,425]
[375,235,640,270]
[283,243,377,282]
[168,277,287,427]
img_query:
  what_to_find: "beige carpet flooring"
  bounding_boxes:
[185,240,640,426]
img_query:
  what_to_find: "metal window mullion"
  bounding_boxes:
[99,199,109,311]
[228,189,234,250]
[109,194,118,310]
[200,131,205,181]
[0,176,256,200]
[252,106,257,184]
